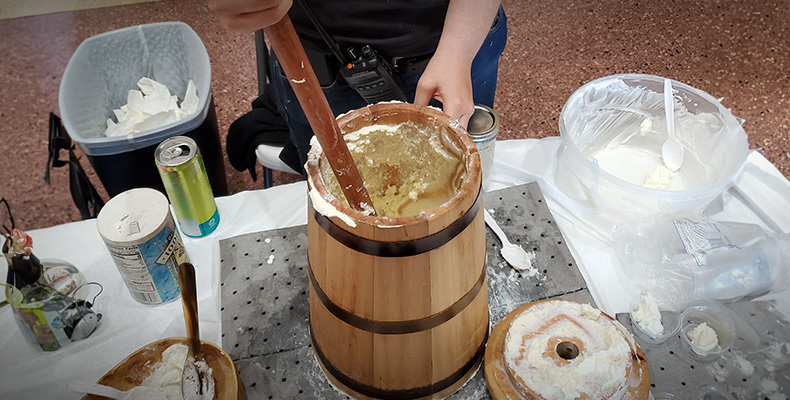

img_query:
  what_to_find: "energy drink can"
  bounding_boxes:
[97,188,187,305]
[155,136,220,237]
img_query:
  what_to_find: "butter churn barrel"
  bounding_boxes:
[305,102,488,399]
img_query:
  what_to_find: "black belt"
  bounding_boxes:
[388,6,501,74]
[304,46,435,80]
[390,52,434,73]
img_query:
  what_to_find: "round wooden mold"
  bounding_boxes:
[83,337,244,400]
[484,300,650,400]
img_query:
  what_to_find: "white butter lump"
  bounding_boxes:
[639,118,652,135]
[105,77,199,137]
[120,343,214,400]
[632,291,664,336]
[643,165,673,189]
[689,322,719,352]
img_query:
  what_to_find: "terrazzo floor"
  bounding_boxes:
[1,0,788,230]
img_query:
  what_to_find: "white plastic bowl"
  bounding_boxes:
[559,74,750,218]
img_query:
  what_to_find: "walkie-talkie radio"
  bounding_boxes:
[339,45,406,104]
[296,0,407,104]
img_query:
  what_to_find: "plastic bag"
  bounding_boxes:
[612,218,790,309]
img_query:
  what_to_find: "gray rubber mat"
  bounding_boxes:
[219,182,592,399]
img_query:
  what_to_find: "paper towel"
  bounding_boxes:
[104,78,199,137]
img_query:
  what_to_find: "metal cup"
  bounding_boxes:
[467,104,499,191]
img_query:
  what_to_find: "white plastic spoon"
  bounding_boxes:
[662,78,683,172]
[68,381,124,399]
[484,209,537,275]
[68,381,169,400]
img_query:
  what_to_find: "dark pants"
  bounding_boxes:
[269,6,508,176]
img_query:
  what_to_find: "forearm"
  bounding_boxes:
[208,0,293,33]
[435,0,502,65]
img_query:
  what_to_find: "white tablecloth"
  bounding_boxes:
[1,138,788,399]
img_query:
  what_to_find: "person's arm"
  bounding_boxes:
[207,0,293,32]
[413,0,501,128]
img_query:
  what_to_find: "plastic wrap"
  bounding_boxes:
[612,218,790,309]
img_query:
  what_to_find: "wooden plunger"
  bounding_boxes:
[264,15,375,214]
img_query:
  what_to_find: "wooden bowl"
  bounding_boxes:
[83,337,244,400]
[484,300,650,400]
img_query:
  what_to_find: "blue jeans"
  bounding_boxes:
[269,6,508,175]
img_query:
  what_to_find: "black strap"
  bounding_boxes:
[45,113,105,220]
[294,0,349,64]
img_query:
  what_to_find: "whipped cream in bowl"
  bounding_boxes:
[629,291,680,344]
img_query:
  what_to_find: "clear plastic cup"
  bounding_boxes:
[628,293,680,344]
[680,302,736,360]
[630,308,680,345]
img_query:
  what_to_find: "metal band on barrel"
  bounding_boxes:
[307,259,486,335]
[310,322,488,400]
[311,189,481,257]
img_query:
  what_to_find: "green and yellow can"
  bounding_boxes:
[155,136,219,237]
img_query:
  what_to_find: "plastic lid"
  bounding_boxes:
[96,188,171,244]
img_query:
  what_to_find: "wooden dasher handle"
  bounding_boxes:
[264,15,375,214]
[177,262,201,358]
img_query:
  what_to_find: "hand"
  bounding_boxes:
[413,0,501,129]
[414,53,475,128]
[208,0,293,32]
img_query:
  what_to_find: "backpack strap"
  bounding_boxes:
[45,113,105,220]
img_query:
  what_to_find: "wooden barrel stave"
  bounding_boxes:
[306,102,487,399]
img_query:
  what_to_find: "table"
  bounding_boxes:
[1,138,788,399]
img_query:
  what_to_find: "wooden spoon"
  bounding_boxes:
[81,337,244,400]
[265,15,376,214]
[177,262,214,399]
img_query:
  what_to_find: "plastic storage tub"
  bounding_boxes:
[558,74,749,218]
[59,21,227,197]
